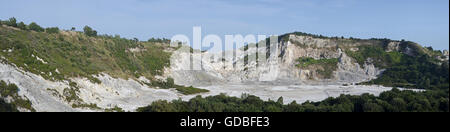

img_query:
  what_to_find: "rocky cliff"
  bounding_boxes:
[168,34,439,86]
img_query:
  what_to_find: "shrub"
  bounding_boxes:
[45,27,59,34]
[17,22,27,30]
[83,26,97,37]
[28,22,44,32]
[296,57,339,79]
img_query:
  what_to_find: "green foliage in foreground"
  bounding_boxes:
[137,88,449,112]
[28,22,44,32]
[0,80,35,112]
[83,25,97,37]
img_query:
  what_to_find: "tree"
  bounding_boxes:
[83,26,97,37]
[17,22,27,30]
[70,27,76,31]
[133,37,139,43]
[45,27,59,34]
[28,22,44,32]
[276,97,284,104]
[424,78,431,89]
[390,98,407,112]
[439,98,449,111]
[7,17,17,27]
[166,77,175,88]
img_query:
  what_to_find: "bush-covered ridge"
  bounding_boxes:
[0,22,170,82]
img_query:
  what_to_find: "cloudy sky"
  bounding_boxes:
[1,0,448,49]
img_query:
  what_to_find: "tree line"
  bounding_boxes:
[1,17,171,43]
[137,88,448,112]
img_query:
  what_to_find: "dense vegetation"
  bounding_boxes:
[0,99,18,112]
[0,17,208,95]
[0,80,35,112]
[279,31,372,43]
[363,53,449,90]
[137,88,448,112]
[295,57,339,79]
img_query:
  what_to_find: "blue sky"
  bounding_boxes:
[1,0,448,50]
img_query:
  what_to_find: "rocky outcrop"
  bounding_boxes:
[386,41,401,52]
[168,35,384,86]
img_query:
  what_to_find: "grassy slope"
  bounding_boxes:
[0,25,170,81]
[0,25,208,95]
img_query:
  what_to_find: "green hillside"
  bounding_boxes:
[0,18,208,95]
